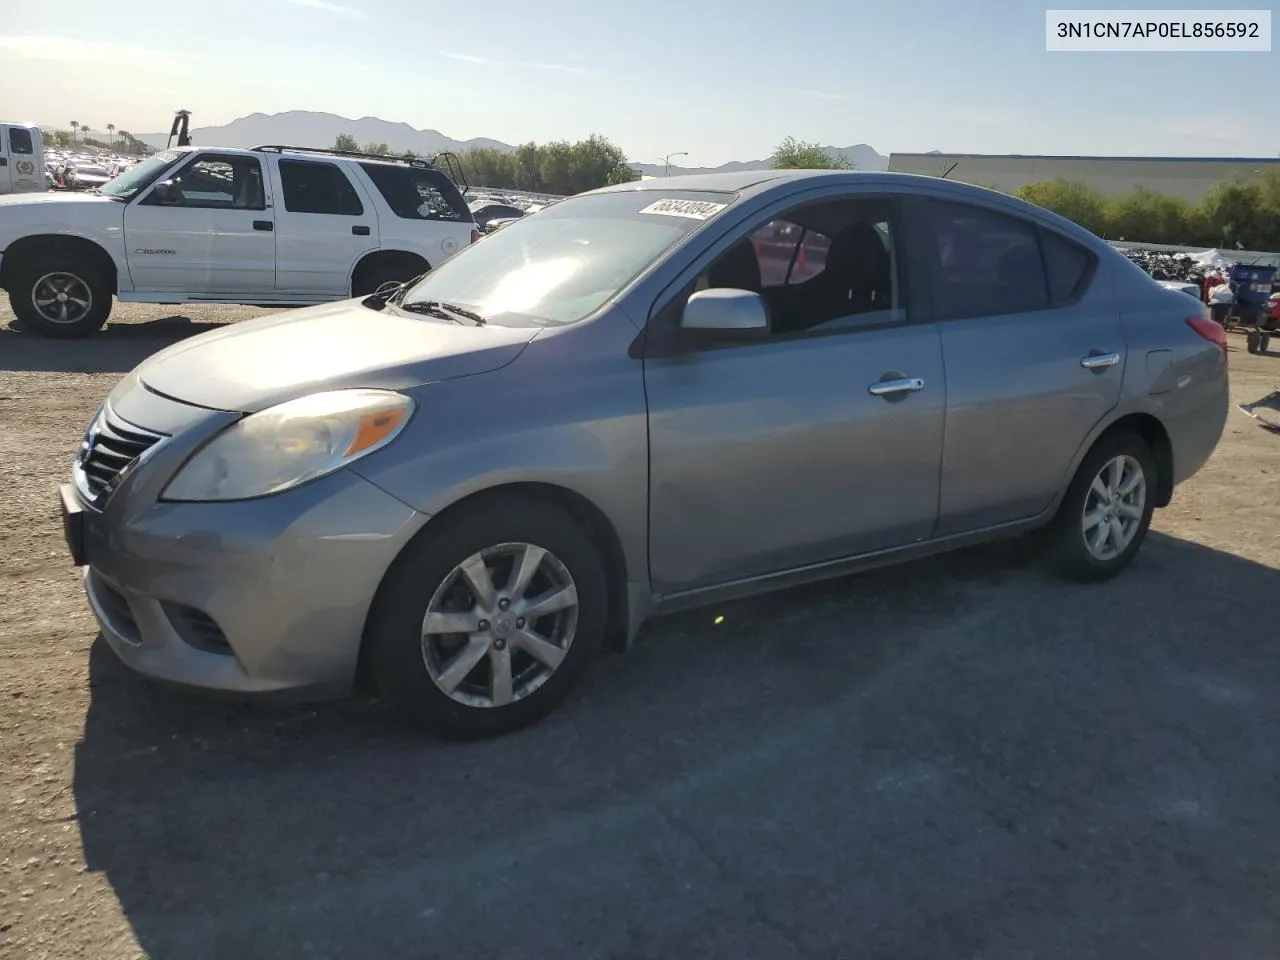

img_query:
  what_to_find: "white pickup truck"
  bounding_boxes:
[0,145,480,337]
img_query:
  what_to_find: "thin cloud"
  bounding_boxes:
[281,0,362,15]
[783,88,855,102]
[442,51,588,75]
[0,35,178,64]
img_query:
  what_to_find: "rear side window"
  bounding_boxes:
[279,159,364,216]
[9,127,34,154]
[360,163,471,222]
[914,199,1049,318]
[1039,228,1093,305]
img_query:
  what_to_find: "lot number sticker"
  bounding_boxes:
[638,199,727,220]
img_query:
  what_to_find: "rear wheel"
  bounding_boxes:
[1045,432,1156,583]
[1260,333,1271,354]
[8,258,111,338]
[367,498,607,739]
[1246,330,1261,353]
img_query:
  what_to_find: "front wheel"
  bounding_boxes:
[367,498,608,739]
[1045,432,1157,583]
[8,259,111,338]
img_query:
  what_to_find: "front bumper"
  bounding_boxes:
[72,466,428,700]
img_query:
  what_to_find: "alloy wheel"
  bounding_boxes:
[1081,454,1146,561]
[421,542,579,708]
[31,272,94,326]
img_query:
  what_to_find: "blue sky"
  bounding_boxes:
[0,0,1275,164]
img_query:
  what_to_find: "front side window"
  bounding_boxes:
[399,190,737,326]
[145,155,266,210]
[694,198,899,336]
[279,159,364,216]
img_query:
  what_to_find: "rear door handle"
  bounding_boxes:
[352,225,370,236]
[253,220,273,232]
[1081,352,1120,369]
[868,377,925,397]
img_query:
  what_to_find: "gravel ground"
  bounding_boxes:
[2,302,1279,960]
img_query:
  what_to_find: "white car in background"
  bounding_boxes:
[0,144,480,337]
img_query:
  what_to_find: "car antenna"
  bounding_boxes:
[940,161,958,180]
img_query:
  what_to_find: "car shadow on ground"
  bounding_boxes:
[0,316,228,374]
[72,533,1280,959]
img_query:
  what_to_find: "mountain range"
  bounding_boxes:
[136,110,888,176]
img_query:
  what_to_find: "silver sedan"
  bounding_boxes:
[61,170,1229,738]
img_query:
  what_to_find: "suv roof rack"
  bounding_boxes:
[249,144,436,169]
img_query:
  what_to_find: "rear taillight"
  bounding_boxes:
[1186,316,1228,365]
[470,229,480,244]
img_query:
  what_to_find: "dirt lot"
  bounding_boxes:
[2,303,1279,960]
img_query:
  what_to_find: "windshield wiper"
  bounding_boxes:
[398,300,487,326]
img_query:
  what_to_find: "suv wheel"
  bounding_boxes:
[9,258,111,338]
[367,498,607,739]
[1046,431,1156,583]
[353,258,429,298]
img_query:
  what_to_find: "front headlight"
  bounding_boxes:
[161,389,415,502]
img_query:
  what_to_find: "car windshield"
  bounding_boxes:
[99,150,181,199]
[399,190,738,326]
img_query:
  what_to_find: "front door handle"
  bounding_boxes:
[868,377,925,397]
[1081,352,1120,369]
[253,220,273,232]
[352,225,371,236]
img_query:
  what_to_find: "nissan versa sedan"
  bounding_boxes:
[61,170,1230,739]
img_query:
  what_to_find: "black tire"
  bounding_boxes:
[1246,331,1260,354]
[1045,431,1157,583]
[1260,334,1271,354]
[352,258,429,298]
[367,497,607,739]
[7,256,111,338]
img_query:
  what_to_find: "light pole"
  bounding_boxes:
[659,152,688,176]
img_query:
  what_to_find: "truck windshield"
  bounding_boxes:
[399,190,738,326]
[99,151,181,200]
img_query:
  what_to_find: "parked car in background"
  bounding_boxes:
[60,170,1228,739]
[469,200,527,233]
[0,145,479,337]
[63,162,114,191]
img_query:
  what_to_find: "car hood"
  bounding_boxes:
[0,191,117,208]
[133,299,540,413]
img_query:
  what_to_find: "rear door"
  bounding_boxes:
[902,196,1122,535]
[2,125,43,193]
[270,157,376,297]
[125,152,275,294]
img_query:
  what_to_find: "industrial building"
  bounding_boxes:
[887,153,1280,204]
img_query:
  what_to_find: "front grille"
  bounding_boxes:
[77,406,167,505]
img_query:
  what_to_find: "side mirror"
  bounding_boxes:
[151,179,178,204]
[680,288,770,337]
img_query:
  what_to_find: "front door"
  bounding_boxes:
[270,157,375,297]
[902,197,1125,535]
[644,197,946,595]
[124,152,275,295]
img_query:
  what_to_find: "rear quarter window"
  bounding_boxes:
[359,163,473,222]
[9,127,35,155]
[1038,228,1094,305]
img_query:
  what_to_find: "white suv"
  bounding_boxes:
[0,145,480,338]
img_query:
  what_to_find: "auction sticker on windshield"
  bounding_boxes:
[638,199,728,220]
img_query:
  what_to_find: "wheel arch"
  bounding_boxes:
[1065,411,1175,510]
[0,233,120,295]
[356,480,632,689]
[349,249,431,296]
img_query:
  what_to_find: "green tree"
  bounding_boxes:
[769,136,854,170]
[70,121,79,143]
[1105,188,1200,245]
[1198,180,1276,251]
[107,123,115,146]
[1014,179,1109,236]
[362,141,391,156]
[333,133,359,152]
